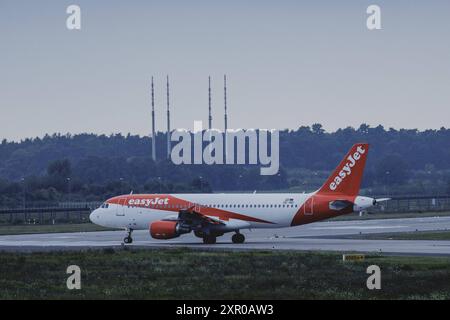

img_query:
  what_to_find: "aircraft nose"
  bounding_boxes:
[89,210,98,223]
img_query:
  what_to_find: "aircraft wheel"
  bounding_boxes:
[194,230,205,238]
[124,236,133,244]
[232,233,245,244]
[123,228,133,244]
[202,235,216,244]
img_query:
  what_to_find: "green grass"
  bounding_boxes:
[0,223,113,235]
[344,230,450,241]
[0,249,450,299]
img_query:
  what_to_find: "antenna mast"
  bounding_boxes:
[208,76,212,130]
[224,74,228,132]
[166,75,171,159]
[151,77,156,161]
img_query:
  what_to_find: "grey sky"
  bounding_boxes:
[1,0,449,141]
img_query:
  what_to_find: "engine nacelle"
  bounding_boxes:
[353,196,375,212]
[150,220,190,239]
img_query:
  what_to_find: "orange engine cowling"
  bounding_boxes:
[150,220,190,239]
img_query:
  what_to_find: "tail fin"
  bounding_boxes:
[317,143,369,196]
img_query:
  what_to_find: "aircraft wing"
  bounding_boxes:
[163,206,225,227]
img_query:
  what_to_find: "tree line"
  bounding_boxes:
[0,124,449,206]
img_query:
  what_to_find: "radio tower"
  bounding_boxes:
[166,75,171,160]
[208,76,212,129]
[151,77,156,161]
[223,74,228,157]
[224,74,228,132]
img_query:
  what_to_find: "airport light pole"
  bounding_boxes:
[66,177,71,205]
[119,178,124,195]
[21,177,26,209]
[158,177,162,194]
[385,171,390,196]
[21,178,26,223]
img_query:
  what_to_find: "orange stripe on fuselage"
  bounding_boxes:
[290,194,355,226]
[107,194,274,224]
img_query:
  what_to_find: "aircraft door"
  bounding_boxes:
[116,198,126,216]
[304,197,314,216]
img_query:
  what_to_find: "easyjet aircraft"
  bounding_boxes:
[90,143,387,244]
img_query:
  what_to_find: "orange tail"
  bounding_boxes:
[317,143,369,196]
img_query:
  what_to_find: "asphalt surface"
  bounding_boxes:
[1,216,450,255]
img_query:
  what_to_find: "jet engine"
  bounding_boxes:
[150,220,190,239]
[353,196,390,212]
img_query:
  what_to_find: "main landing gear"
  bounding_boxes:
[199,231,245,244]
[123,229,133,244]
[202,235,217,244]
[232,232,245,244]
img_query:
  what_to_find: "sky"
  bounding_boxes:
[1,0,449,141]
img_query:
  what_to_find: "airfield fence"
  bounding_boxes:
[0,196,449,225]
[368,195,450,213]
[0,202,101,225]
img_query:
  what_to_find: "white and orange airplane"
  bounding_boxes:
[90,143,387,244]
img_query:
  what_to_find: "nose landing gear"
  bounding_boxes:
[123,229,133,244]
